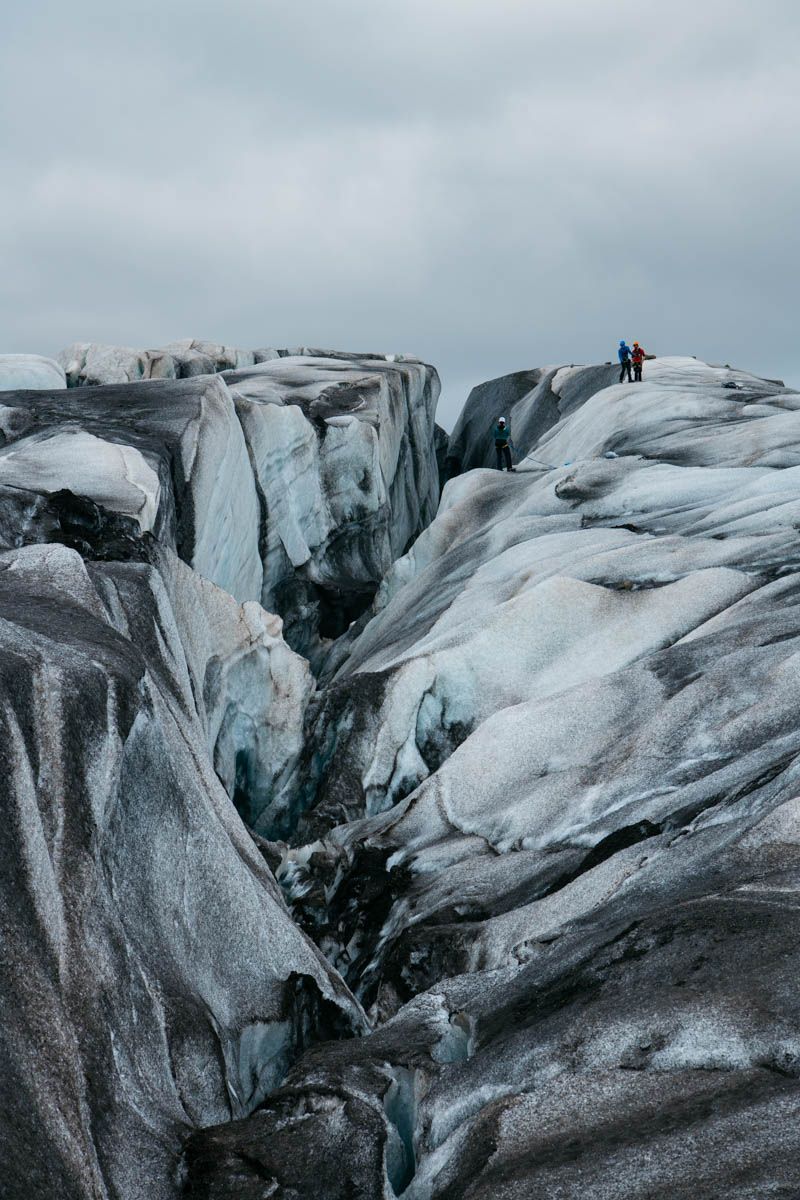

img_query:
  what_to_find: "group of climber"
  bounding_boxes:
[618,340,648,383]
[491,339,653,470]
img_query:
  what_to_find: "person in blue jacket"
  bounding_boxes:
[618,340,633,383]
[492,417,515,471]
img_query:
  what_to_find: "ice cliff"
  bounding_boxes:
[0,346,437,1199]
[3,348,800,1198]
[0,348,439,668]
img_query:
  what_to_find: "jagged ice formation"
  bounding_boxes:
[3,347,800,1198]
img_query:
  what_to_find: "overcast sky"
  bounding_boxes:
[2,0,799,428]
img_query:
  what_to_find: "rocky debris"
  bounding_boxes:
[0,353,66,391]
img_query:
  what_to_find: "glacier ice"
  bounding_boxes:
[0,344,441,1198]
[0,541,366,1199]
[6,346,800,1198]
[0,352,440,666]
[198,355,800,1197]
[0,353,66,390]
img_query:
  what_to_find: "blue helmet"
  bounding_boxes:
[619,340,626,346]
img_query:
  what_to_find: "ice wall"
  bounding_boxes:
[208,355,800,1198]
[0,344,439,1199]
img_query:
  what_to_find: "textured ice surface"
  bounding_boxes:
[59,338,260,385]
[201,355,800,1198]
[297,357,800,911]
[0,352,66,390]
[0,542,365,1200]
[0,351,440,664]
[8,345,800,1198]
[226,354,440,664]
[0,429,162,528]
[0,346,441,1199]
[58,339,421,387]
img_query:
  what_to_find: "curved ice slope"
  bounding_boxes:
[0,542,365,1200]
[201,355,800,1198]
[292,353,800,866]
[0,353,66,390]
[0,429,162,528]
[294,359,800,842]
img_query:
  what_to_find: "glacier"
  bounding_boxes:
[0,345,436,1199]
[200,356,800,1197]
[3,346,800,1198]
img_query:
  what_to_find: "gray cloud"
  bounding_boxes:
[2,0,799,427]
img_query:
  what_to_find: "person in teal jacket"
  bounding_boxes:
[493,417,515,471]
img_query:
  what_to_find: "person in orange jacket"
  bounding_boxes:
[632,341,646,382]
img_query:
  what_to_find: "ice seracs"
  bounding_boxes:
[57,338,422,388]
[212,354,800,1198]
[0,341,439,1199]
[0,350,440,665]
[6,343,800,1198]
[224,354,440,664]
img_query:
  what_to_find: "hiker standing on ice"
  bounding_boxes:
[492,417,515,471]
[618,340,633,383]
[632,341,646,382]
